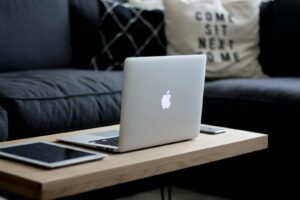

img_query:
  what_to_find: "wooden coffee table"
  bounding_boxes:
[0,125,267,200]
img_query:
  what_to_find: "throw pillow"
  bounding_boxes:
[163,0,265,78]
[93,0,167,70]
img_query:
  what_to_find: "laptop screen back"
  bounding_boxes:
[118,55,206,152]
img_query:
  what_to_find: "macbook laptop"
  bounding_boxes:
[58,55,206,152]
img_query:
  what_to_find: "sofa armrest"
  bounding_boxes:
[0,106,8,141]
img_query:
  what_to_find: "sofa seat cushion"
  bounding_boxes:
[0,69,122,140]
[0,107,8,141]
[205,78,300,106]
[203,78,300,136]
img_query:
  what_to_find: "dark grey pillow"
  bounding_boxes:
[93,0,167,70]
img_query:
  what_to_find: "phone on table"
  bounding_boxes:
[200,125,226,135]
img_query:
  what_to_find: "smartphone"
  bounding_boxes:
[200,125,226,134]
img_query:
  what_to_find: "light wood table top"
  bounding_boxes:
[0,125,268,200]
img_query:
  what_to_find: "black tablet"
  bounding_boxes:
[0,141,107,168]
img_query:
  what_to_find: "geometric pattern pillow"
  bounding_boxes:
[92,0,167,70]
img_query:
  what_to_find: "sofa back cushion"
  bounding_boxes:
[259,0,300,76]
[258,1,273,75]
[70,0,101,68]
[0,0,73,72]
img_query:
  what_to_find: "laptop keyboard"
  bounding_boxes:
[89,137,119,147]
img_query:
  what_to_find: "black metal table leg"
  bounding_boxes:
[168,185,172,200]
[160,187,165,200]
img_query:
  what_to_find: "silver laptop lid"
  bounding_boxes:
[118,55,206,152]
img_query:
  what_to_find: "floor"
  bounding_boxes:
[116,187,228,200]
[1,187,228,200]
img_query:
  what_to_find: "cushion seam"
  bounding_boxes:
[0,91,121,101]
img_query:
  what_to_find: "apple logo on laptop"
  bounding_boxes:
[161,90,171,109]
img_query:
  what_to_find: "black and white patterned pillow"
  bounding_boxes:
[93,0,167,70]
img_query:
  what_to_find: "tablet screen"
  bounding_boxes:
[0,142,94,163]
[0,142,107,168]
